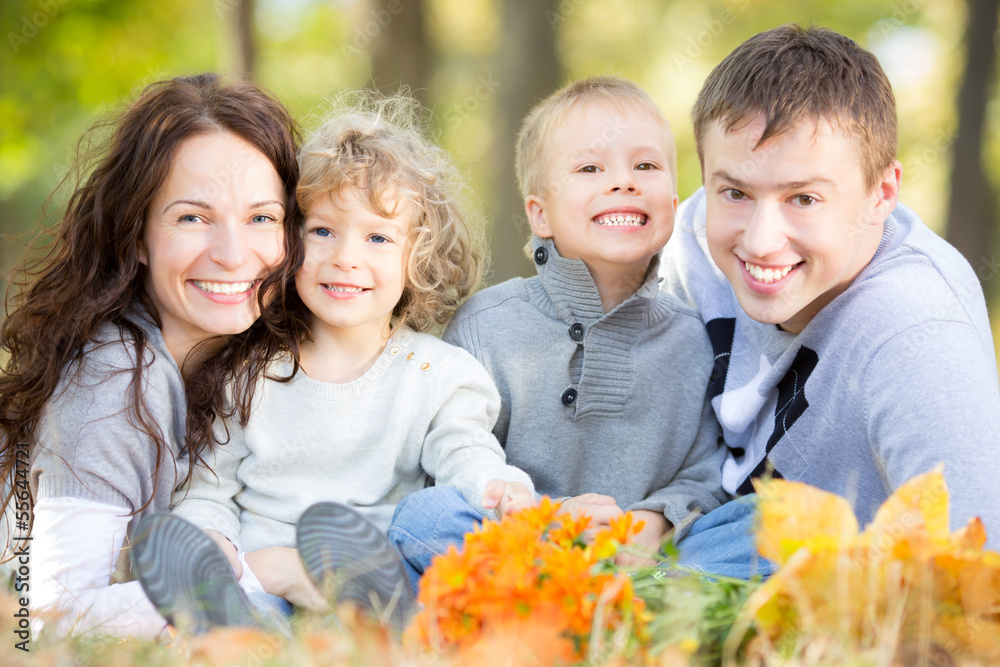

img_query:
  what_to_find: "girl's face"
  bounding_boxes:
[296,186,411,341]
[141,131,286,365]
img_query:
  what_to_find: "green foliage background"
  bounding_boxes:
[2,0,998,363]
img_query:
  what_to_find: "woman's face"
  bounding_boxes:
[140,131,286,365]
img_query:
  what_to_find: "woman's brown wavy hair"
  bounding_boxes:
[0,73,300,523]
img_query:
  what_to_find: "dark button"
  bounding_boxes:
[534,246,548,264]
[561,387,577,406]
[568,322,584,341]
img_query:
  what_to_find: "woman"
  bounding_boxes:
[0,73,299,638]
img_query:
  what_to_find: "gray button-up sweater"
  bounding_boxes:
[444,237,727,535]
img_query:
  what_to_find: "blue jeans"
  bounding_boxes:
[247,591,295,619]
[388,486,485,594]
[673,494,776,579]
[388,488,776,591]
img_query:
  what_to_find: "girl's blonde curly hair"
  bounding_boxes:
[297,91,487,332]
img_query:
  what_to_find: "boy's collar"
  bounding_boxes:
[530,236,663,322]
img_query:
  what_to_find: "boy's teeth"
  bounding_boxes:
[744,262,794,284]
[194,280,254,295]
[594,213,647,226]
[324,284,364,293]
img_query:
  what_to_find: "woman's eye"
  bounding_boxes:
[252,214,276,224]
[179,214,202,223]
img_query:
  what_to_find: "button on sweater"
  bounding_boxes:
[444,237,727,535]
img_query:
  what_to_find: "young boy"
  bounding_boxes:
[663,24,1000,577]
[391,76,727,575]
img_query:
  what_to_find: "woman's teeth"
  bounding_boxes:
[193,280,255,295]
[745,262,794,283]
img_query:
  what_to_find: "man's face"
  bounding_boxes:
[702,114,901,333]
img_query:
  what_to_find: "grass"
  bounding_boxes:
[5,571,983,667]
[4,573,754,667]
[3,434,999,667]
[4,549,998,665]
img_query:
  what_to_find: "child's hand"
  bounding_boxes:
[482,480,537,516]
[245,547,332,613]
[205,529,242,578]
[615,509,670,568]
[560,494,624,543]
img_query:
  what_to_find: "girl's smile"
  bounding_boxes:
[296,186,412,344]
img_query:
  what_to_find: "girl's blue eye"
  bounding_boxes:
[313,227,331,237]
[370,234,390,244]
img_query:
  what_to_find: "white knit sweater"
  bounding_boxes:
[171,327,533,552]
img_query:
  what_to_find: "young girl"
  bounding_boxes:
[131,93,535,633]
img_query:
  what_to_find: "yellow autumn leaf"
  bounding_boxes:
[732,467,1000,666]
[865,464,950,553]
[753,478,859,564]
[934,613,1000,661]
[950,516,987,551]
[940,549,1000,615]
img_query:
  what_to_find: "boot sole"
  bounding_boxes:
[131,512,268,634]
[296,502,415,632]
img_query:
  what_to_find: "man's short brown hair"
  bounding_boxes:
[692,24,897,190]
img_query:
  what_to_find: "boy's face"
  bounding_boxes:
[702,114,901,334]
[526,101,678,278]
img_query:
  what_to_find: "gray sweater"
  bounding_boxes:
[444,237,727,534]
[662,188,1000,546]
[30,309,189,524]
[171,327,533,552]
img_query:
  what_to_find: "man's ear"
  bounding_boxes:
[525,195,553,238]
[870,160,902,224]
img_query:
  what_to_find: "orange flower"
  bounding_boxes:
[406,497,648,663]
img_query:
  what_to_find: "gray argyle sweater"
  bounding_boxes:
[662,188,1000,547]
[444,237,727,535]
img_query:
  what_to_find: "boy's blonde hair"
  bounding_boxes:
[297,92,486,332]
[515,76,677,203]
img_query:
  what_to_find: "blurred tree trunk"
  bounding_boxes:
[946,0,1000,282]
[233,0,256,76]
[369,0,430,105]
[490,0,561,285]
